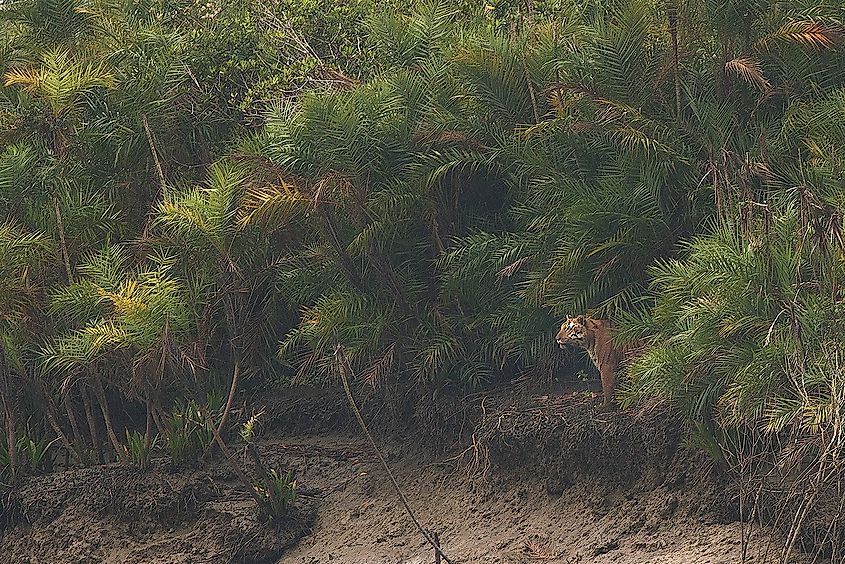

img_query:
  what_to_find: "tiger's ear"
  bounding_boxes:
[575,315,585,324]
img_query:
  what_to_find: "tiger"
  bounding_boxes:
[555,315,624,410]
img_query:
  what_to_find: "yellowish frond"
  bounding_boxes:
[725,57,771,93]
[237,183,309,230]
[758,21,844,51]
[96,281,148,317]
[3,66,42,90]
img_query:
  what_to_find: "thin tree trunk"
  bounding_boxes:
[94,377,124,462]
[142,114,169,203]
[216,360,241,438]
[46,404,79,464]
[0,364,16,478]
[5,410,17,478]
[53,196,73,282]
[40,380,79,463]
[144,395,154,453]
[335,345,453,563]
[141,359,158,453]
[521,50,540,124]
[524,0,534,22]
[667,2,681,116]
[81,387,103,463]
[215,292,243,439]
[63,393,84,449]
[152,404,166,437]
[318,212,365,292]
[370,254,413,316]
[244,441,274,486]
[4,402,17,479]
[431,216,445,254]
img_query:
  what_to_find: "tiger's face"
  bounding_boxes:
[556,315,588,349]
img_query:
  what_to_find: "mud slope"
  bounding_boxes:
[0,392,816,563]
[275,394,811,564]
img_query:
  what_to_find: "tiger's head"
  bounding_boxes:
[556,315,588,349]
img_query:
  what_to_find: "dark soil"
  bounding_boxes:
[0,460,315,563]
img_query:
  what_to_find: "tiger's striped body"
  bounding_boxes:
[555,315,623,409]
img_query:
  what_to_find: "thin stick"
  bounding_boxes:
[216,359,241,437]
[209,422,269,511]
[142,114,168,202]
[45,397,79,464]
[521,50,540,124]
[334,345,454,564]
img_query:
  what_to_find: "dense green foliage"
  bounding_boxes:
[1,1,844,531]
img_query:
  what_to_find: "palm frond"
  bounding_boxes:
[725,56,771,93]
[237,182,309,231]
[759,21,845,51]
[3,47,114,114]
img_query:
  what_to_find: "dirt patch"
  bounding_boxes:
[0,461,315,563]
[278,392,815,563]
[271,435,801,563]
[0,390,824,563]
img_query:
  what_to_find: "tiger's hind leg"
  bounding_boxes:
[598,364,617,411]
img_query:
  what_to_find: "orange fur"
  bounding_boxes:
[555,315,624,408]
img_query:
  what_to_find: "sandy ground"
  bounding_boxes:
[0,391,817,564]
[269,433,797,564]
